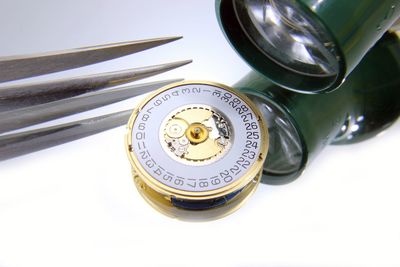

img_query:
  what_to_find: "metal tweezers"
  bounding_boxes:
[0,36,191,161]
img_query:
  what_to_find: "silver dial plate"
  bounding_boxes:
[131,83,262,192]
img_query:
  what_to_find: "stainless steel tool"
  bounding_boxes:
[0,36,191,161]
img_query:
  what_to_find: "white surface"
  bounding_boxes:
[0,1,399,267]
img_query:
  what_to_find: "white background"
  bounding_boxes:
[0,1,399,267]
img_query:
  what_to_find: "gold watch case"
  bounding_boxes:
[126,81,269,221]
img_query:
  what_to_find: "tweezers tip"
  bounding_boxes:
[152,36,183,45]
[166,36,183,41]
[182,59,193,64]
[170,59,193,67]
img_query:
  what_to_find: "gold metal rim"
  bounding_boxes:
[133,170,263,221]
[125,80,269,201]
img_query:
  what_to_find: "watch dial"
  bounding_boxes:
[129,83,263,193]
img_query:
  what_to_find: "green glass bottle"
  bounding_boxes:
[234,32,400,185]
[216,0,400,93]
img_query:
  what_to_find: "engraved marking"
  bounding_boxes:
[158,166,166,171]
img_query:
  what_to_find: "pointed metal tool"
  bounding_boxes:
[0,36,182,82]
[0,79,180,134]
[0,110,132,161]
[0,60,191,111]
[0,36,190,161]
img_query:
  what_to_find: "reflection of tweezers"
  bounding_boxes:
[0,36,191,161]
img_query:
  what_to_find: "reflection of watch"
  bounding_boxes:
[126,81,269,221]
